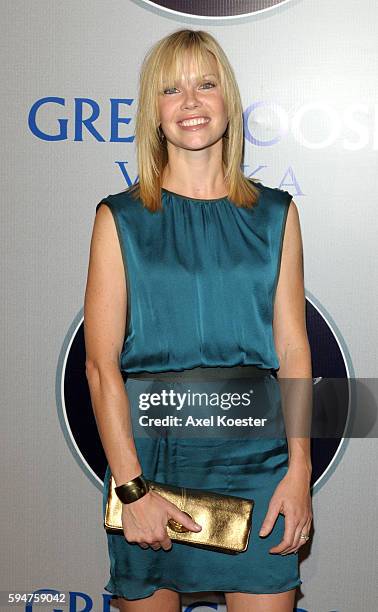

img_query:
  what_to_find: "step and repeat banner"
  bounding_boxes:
[2,1,377,611]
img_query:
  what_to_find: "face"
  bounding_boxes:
[157,54,228,153]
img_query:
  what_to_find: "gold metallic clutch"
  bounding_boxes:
[104,475,254,554]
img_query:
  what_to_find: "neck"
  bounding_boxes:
[162,140,227,199]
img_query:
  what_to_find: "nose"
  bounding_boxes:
[181,87,202,110]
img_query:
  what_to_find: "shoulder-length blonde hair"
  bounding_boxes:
[128,29,260,212]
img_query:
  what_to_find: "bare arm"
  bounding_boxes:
[83,202,202,550]
[84,202,142,485]
[273,200,313,476]
[259,199,313,553]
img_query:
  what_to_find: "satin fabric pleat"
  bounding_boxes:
[96,182,301,599]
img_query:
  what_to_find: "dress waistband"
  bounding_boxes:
[123,364,272,382]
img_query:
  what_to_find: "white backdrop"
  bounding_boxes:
[2,1,377,611]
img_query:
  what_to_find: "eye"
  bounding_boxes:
[200,81,216,89]
[162,87,179,95]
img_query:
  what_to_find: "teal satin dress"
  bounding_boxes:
[96,180,302,599]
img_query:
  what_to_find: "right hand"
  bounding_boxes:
[121,489,202,551]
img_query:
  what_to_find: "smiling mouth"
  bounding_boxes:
[177,117,211,127]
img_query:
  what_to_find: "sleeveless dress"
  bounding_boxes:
[95,180,303,600]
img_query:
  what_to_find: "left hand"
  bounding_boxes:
[259,464,313,555]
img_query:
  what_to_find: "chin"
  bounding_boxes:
[171,134,224,150]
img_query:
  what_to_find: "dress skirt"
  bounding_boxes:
[102,365,302,600]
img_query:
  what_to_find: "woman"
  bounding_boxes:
[84,29,313,612]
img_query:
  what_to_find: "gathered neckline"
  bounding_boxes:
[161,187,229,203]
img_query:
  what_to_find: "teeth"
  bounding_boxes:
[179,117,210,127]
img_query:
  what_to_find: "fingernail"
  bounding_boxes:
[259,529,266,536]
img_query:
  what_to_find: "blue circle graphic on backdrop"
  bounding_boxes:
[138,0,293,19]
[57,294,352,497]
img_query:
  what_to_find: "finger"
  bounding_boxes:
[285,517,312,555]
[269,516,297,554]
[296,518,312,551]
[159,529,173,551]
[282,522,308,555]
[160,536,173,551]
[169,508,202,533]
[139,543,149,549]
[150,542,161,551]
[259,505,280,537]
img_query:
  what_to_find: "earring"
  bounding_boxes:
[157,125,166,143]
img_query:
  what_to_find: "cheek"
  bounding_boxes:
[158,98,176,123]
[158,100,167,123]
[213,96,227,119]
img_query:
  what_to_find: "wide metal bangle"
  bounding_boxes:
[114,474,150,504]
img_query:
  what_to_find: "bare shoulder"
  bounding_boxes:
[94,199,115,230]
[283,199,303,259]
[286,198,300,227]
[90,202,121,259]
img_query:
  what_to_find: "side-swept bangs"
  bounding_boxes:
[156,41,226,107]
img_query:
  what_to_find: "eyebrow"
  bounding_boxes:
[167,73,218,87]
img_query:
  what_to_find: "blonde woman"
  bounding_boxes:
[84,29,313,612]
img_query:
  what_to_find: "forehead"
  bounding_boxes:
[159,49,219,86]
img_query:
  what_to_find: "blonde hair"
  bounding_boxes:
[128,29,259,212]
